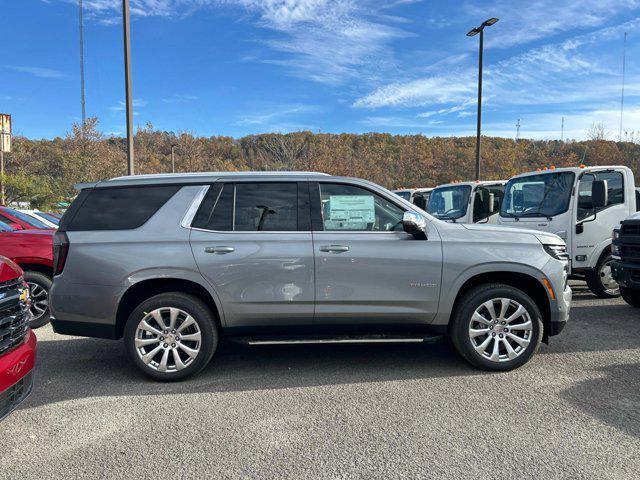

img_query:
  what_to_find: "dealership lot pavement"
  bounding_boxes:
[1,282,639,480]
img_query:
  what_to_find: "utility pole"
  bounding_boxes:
[467,18,499,181]
[79,0,86,135]
[561,117,564,142]
[122,0,135,175]
[619,31,627,142]
[516,118,521,141]
[171,144,177,173]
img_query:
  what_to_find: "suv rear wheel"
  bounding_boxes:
[24,271,51,329]
[124,293,218,381]
[451,284,543,371]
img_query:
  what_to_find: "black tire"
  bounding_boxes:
[586,253,620,298]
[124,293,218,382]
[450,283,543,371]
[24,271,51,329]
[620,286,640,307]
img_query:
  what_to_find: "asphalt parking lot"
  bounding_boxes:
[1,282,639,480]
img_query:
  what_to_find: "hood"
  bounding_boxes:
[462,223,564,245]
[0,256,23,283]
[626,212,640,221]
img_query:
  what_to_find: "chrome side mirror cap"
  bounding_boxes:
[403,210,427,239]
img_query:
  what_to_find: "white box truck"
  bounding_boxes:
[498,166,637,298]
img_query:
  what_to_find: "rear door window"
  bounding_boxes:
[64,185,181,231]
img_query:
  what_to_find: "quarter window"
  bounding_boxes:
[318,183,404,232]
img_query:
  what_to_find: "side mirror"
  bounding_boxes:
[403,210,427,239]
[483,193,495,215]
[592,180,608,209]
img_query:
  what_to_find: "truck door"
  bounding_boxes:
[572,170,627,270]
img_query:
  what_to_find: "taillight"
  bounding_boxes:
[53,231,69,276]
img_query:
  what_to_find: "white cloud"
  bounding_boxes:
[6,65,68,79]
[109,98,148,114]
[161,94,199,103]
[233,104,321,127]
[468,0,640,49]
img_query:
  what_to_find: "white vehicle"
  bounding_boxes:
[17,209,58,229]
[393,187,433,210]
[426,181,506,224]
[498,166,637,298]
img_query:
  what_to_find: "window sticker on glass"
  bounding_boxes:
[325,195,375,230]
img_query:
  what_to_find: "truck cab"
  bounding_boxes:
[393,187,433,210]
[498,166,637,298]
[426,181,505,224]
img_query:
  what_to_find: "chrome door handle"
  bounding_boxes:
[319,245,349,253]
[205,246,235,254]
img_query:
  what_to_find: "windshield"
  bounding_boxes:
[394,191,412,201]
[37,211,60,225]
[501,172,575,218]
[427,185,472,220]
[5,208,51,229]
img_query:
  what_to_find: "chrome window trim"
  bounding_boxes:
[180,185,210,229]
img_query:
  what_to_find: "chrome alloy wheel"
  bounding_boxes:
[134,307,202,372]
[27,282,48,321]
[468,298,533,363]
[599,259,620,296]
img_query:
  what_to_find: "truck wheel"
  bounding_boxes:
[586,253,620,298]
[450,284,543,371]
[124,293,218,382]
[620,286,640,307]
[24,271,51,329]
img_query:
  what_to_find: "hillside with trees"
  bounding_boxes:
[4,118,640,209]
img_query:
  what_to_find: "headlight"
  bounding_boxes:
[612,229,621,256]
[613,229,620,241]
[544,244,570,261]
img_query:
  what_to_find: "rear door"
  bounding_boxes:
[189,180,315,329]
[310,180,442,327]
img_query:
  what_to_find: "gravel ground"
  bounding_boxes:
[1,282,639,480]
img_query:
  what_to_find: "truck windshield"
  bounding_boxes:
[501,172,575,218]
[427,185,472,220]
[394,191,412,201]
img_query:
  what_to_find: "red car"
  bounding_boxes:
[0,228,53,328]
[0,256,36,421]
[0,206,53,231]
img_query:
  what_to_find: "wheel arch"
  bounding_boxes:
[448,271,551,343]
[13,261,53,278]
[115,278,223,339]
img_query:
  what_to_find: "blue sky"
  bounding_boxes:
[2,0,640,140]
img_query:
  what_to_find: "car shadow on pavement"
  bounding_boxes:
[561,363,640,439]
[540,300,640,354]
[23,336,481,409]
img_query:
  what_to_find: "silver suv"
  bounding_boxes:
[50,172,572,381]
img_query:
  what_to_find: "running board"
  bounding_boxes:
[228,334,444,346]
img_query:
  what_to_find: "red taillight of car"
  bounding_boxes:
[53,231,69,276]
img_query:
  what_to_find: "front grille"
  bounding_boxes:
[621,245,640,263]
[0,278,29,357]
[622,223,640,236]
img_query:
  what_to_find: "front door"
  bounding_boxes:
[311,181,442,327]
[190,181,315,328]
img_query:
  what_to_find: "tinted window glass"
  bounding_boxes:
[0,220,12,232]
[319,183,404,231]
[192,184,233,231]
[234,183,298,231]
[66,186,180,231]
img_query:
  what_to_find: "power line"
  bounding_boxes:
[79,0,86,133]
[619,31,627,141]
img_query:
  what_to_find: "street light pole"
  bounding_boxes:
[467,17,498,181]
[122,0,135,175]
[171,144,177,173]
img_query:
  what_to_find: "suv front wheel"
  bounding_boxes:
[124,293,218,381]
[451,284,543,371]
